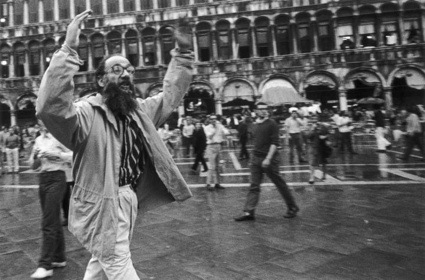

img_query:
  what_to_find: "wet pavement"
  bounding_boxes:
[1,143,425,280]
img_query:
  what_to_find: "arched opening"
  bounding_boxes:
[159,26,175,64]
[184,83,215,117]
[196,22,212,62]
[216,20,232,60]
[254,17,270,57]
[0,98,10,127]
[142,27,156,66]
[222,80,255,116]
[125,29,139,67]
[16,93,37,127]
[235,18,251,59]
[391,68,425,108]
[275,14,291,55]
[107,30,122,55]
[305,73,339,110]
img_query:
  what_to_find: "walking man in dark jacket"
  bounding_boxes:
[191,121,208,173]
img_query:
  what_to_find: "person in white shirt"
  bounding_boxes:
[284,109,307,163]
[204,115,227,191]
[182,117,195,157]
[337,111,357,154]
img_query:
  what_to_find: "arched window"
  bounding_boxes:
[158,0,170,8]
[235,18,251,59]
[75,0,86,14]
[29,0,38,23]
[78,35,89,71]
[44,0,54,21]
[403,1,422,44]
[91,34,105,69]
[0,44,10,78]
[108,1,118,14]
[196,22,212,62]
[359,5,377,48]
[159,26,175,64]
[91,0,103,15]
[29,41,40,76]
[177,0,189,6]
[107,31,122,54]
[43,38,56,69]
[216,20,231,60]
[126,29,139,67]
[255,17,270,57]
[275,15,291,55]
[141,0,153,9]
[316,10,334,51]
[380,2,399,46]
[142,28,156,66]
[296,13,312,53]
[336,7,355,50]
[59,0,69,20]
[14,0,23,25]
[124,0,135,12]
[14,42,25,77]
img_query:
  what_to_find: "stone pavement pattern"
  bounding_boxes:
[1,144,425,279]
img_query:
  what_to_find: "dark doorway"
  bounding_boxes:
[392,77,425,108]
[183,87,215,117]
[0,103,11,127]
[305,85,339,110]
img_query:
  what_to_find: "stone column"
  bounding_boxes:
[24,51,30,77]
[53,0,59,21]
[192,27,199,62]
[231,28,237,59]
[138,35,144,66]
[70,0,75,18]
[171,0,176,8]
[8,0,14,26]
[211,29,218,61]
[339,88,347,111]
[215,99,222,115]
[119,0,124,13]
[10,110,17,126]
[383,87,392,110]
[38,0,44,23]
[121,33,126,57]
[290,20,298,54]
[251,27,257,57]
[102,0,107,15]
[152,0,158,9]
[135,0,141,11]
[23,0,29,25]
[9,53,15,78]
[87,46,93,71]
[39,46,45,74]
[311,18,318,52]
[156,35,162,65]
[85,0,90,10]
[270,25,277,56]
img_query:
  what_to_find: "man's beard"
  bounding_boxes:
[103,81,138,116]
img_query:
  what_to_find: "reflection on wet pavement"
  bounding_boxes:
[1,145,425,279]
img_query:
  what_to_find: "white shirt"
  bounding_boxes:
[31,133,72,173]
[204,122,227,144]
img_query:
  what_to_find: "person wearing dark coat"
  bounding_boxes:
[191,121,208,172]
[237,116,251,160]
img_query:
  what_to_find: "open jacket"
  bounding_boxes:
[36,44,193,263]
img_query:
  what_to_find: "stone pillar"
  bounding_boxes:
[231,28,237,59]
[339,88,347,111]
[156,35,162,65]
[290,20,298,54]
[398,16,405,45]
[8,0,14,26]
[24,51,29,77]
[121,33,126,57]
[311,19,318,52]
[10,110,17,126]
[152,0,158,9]
[70,0,75,18]
[211,29,218,60]
[102,0,107,15]
[86,0,91,10]
[270,25,277,56]
[215,99,222,115]
[38,0,44,23]
[138,36,144,66]
[53,0,59,21]
[9,53,15,78]
[251,27,257,57]
[383,87,392,110]
[40,46,45,74]
[87,46,93,71]
[23,0,29,25]
[118,0,124,13]
[171,0,176,8]
[192,28,199,62]
[135,0,141,11]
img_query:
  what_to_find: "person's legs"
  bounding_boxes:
[243,156,264,212]
[288,135,295,160]
[12,148,19,172]
[62,182,73,224]
[83,185,139,280]
[206,145,219,185]
[402,135,414,160]
[38,171,67,270]
[265,157,297,211]
[200,152,208,171]
[293,134,305,162]
[5,148,12,172]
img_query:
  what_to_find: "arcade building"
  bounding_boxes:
[0,0,425,128]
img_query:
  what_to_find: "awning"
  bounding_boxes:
[258,86,312,106]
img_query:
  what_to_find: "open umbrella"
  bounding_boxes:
[356,97,385,105]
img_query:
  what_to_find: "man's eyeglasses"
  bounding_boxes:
[105,64,136,76]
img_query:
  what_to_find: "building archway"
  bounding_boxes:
[221,79,255,116]
[304,72,339,110]
[344,69,385,108]
[390,67,425,108]
[16,92,37,127]
[184,82,215,117]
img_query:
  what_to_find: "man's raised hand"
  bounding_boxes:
[65,10,92,50]
[174,17,193,52]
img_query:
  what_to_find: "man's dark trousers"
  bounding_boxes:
[244,154,297,212]
[403,132,425,159]
[38,170,67,270]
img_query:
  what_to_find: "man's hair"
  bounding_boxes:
[95,54,127,91]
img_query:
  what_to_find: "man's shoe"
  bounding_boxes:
[283,206,299,219]
[206,184,214,191]
[215,184,225,190]
[30,267,53,278]
[52,261,67,268]
[234,212,255,221]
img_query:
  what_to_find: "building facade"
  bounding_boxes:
[0,0,424,127]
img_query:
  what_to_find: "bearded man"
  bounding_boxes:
[35,10,193,280]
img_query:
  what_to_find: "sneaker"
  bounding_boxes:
[52,261,67,268]
[283,206,299,219]
[30,267,53,278]
[234,212,255,222]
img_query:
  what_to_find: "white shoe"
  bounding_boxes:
[30,267,53,278]
[52,261,67,268]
